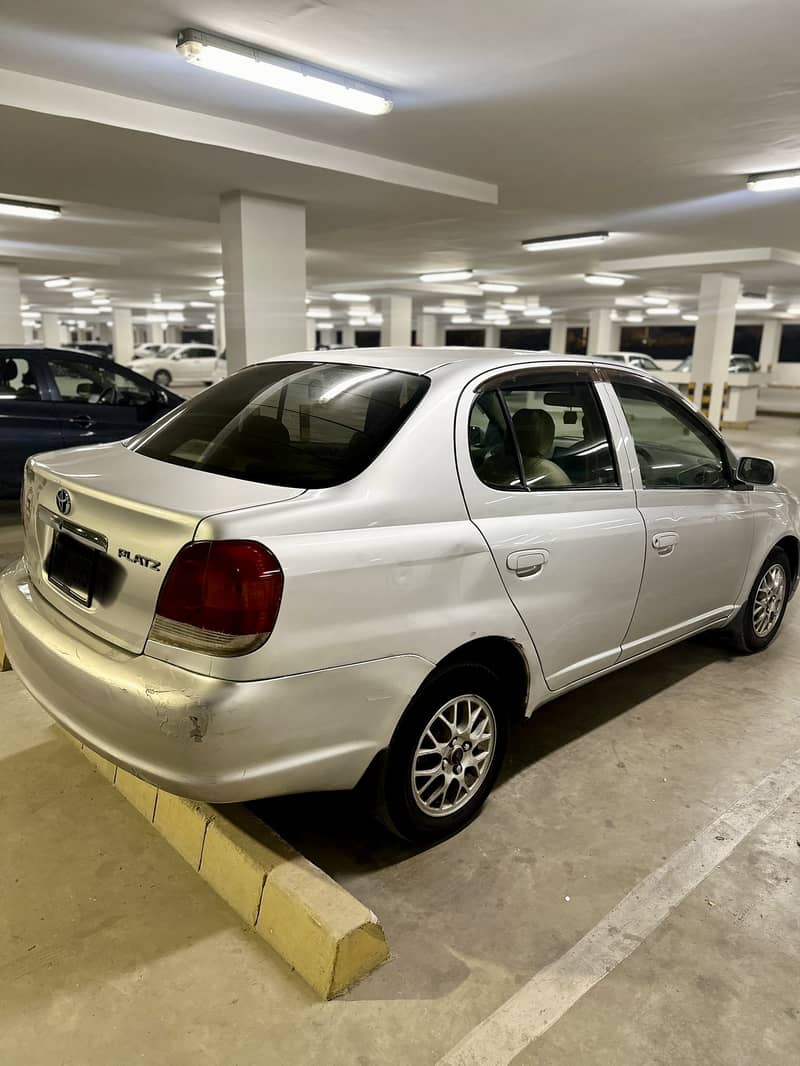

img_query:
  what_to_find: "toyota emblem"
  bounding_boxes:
[56,489,72,516]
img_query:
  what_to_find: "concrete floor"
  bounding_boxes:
[1,417,799,1065]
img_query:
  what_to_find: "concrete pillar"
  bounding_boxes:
[145,322,163,345]
[758,319,782,374]
[587,308,619,355]
[484,325,500,348]
[111,307,134,365]
[23,322,36,344]
[0,264,23,343]
[692,273,739,427]
[549,319,568,353]
[383,295,413,346]
[214,299,226,352]
[42,312,61,348]
[341,325,356,347]
[305,320,316,350]
[221,192,306,372]
[417,315,439,347]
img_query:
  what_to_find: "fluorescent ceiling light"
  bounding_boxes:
[20,302,30,311]
[333,292,370,302]
[215,277,225,286]
[72,288,96,299]
[208,288,225,298]
[167,312,185,322]
[645,305,680,316]
[147,314,169,323]
[523,306,552,317]
[522,231,610,252]
[317,322,334,331]
[422,304,466,315]
[91,297,110,306]
[69,307,100,314]
[627,312,644,323]
[584,273,625,287]
[144,301,185,311]
[642,294,669,306]
[501,302,526,311]
[348,317,367,327]
[786,304,800,316]
[746,168,800,193]
[44,276,73,289]
[419,269,474,283]
[682,313,699,322]
[451,315,472,324]
[190,300,215,308]
[177,28,393,116]
[536,318,552,325]
[0,196,60,220]
[736,296,774,311]
[479,282,518,294]
[366,314,383,325]
[306,307,332,318]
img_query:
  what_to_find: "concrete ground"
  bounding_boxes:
[1,417,799,1065]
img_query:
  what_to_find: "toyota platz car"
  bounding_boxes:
[1,348,797,841]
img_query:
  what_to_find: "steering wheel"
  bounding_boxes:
[679,461,723,488]
[96,384,118,405]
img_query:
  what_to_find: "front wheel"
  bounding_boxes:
[153,369,172,386]
[727,547,791,653]
[376,664,508,842]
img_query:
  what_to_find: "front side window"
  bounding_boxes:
[47,356,155,406]
[135,361,428,487]
[613,382,729,489]
[469,379,619,491]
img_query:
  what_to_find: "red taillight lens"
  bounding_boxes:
[150,540,283,656]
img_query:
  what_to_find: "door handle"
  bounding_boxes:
[506,549,549,577]
[652,532,679,556]
[69,414,95,427]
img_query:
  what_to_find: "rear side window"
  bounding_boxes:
[0,355,40,400]
[134,361,429,487]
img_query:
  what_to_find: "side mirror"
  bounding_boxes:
[737,456,775,486]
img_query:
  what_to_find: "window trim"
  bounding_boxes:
[468,372,622,493]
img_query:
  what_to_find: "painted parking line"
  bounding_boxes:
[438,746,800,1066]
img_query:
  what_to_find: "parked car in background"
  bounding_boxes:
[0,345,182,498]
[67,341,113,358]
[597,351,661,371]
[132,343,218,386]
[2,350,796,842]
[211,350,227,384]
[676,353,758,374]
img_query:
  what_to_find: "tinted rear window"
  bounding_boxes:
[134,361,429,488]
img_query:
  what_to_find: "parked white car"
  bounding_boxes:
[211,350,227,385]
[598,350,661,371]
[132,343,218,386]
[2,349,798,840]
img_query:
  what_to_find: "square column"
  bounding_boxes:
[221,193,306,372]
[42,312,62,348]
[417,314,439,347]
[587,308,619,355]
[214,299,226,352]
[383,295,412,346]
[0,264,23,344]
[305,320,317,350]
[758,319,782,373]
[484,324,500,348]
[691,273,739,427]
[549,319,568,353]
[111,307,134,365]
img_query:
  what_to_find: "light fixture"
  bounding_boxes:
[366,314,383,325]
[642,294,669,306]
[627,312,644,323]
[44,276,73,289]
[177,28,393,116]
[348,316,367,327]
[478,282,518,294]
[72,288,96,299]
[167,311,185,322]
[208,288,225,298]
[786,303,800,316]
[20,301,30,311]
[522,231,610,252]
[91,297,110,306]
[584,273,625,287]
[536,318,552,325]
[501,301,526,311]
[306,307,332,319]
[523,306,552,317]
[419,269,474,283]
[645,305,680,316]
[147,314,169,324]
[333,292,370,302]
[682,313,699,323]
[190,300,215,308]
[450,315,472,324]
[746,168,800,193]
[317,322,334,331]
[145,301,185,311]
[0,196,60,220]
[69,307,100,315]
[215,277,225,286]
[736,295,774,311]
[422,304,467,315]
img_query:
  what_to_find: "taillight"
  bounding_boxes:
[149,540,283,656]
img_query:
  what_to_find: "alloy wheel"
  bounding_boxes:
[753,563,787,638]
[411,694,496,817]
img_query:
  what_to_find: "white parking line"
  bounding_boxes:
[437,747,800,1066]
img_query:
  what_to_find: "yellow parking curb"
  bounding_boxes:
[61,730,389,998]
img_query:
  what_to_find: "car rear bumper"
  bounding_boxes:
[0,559,432,802]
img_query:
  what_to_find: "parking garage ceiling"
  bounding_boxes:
[2,0,800,310]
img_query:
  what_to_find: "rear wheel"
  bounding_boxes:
[153,369,171,386]
[726,547,791,653]
[376,664,508,842]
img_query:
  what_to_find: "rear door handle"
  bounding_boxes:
[69,414,95,427]
[506,549,549,577]
[652,532,679,555]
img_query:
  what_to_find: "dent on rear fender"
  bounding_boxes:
[143,686,211,742]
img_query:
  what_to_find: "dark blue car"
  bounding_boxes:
[0,346,183,498]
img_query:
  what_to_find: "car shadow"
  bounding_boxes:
[251,633,728,880]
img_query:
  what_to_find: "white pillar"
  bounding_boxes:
[758,319,782,373]
[23,322,36,343]
[221,193,306,372]
[383,295,413,346]
[213,299,226,352]
[484,325,500,348]
[305,320,316,350]
[111,307,134,365]
[587,308,618,355]
[340,325,356,347]
[42,312,61,348]
[692,273,739,427]
[549,319,568,353]
[0,264,23,343]
[417,314,439,347]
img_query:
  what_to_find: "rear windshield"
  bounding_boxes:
[134,361,429,488]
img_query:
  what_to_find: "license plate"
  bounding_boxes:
[47,531,99,606]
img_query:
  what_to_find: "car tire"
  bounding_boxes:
[153,369,172,386]
[375,664,508,842]
[726,547,791,654]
